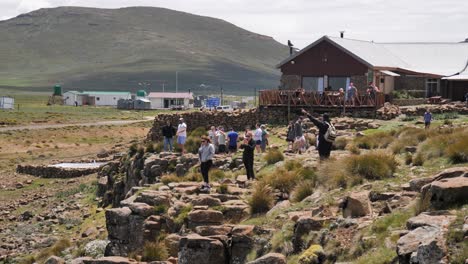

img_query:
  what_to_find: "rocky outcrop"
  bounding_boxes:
[178,234,227,264]
[292,216,326,253]
[420,175,468,210]
[83,256,138,264]
[397,212,456,264]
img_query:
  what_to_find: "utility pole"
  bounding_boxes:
[162,82,165,92]
[220,85,223,106]
[176,71,179,93]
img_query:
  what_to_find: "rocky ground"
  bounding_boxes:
[1,112,467,264]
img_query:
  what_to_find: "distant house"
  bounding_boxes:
[63,91,84,106]
[148,92,193,109]
[277,36,468,101]
[0,96,14,109]
[82,91,131,106]
[63,91,131,106]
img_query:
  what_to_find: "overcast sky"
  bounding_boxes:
[1,0,467,48]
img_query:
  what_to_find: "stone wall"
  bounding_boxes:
[147,108,288,141]
[16,165,100,178]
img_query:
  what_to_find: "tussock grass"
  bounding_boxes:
[317,151,397,189]
[262,167,301,194]
[333,137,348,150]
[248,182,274,214]
[264,148,284,165]
[354,131,394,149]
[142,241,169,261]
[36,238,71,263]
[291,180,315,202]
[414,127,468,164]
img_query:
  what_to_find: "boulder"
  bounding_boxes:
[134,191,172,207]
[191,195,222,207]
[406,212,456,230]
[164,234,181,258]
[292,217,326,252]
[231,225,255,264]
[127,202,155,217]
[342,191,372,218]
[195,225,233,236]
[432,166,468,181]
[188,210,223,228]
[408,177,434,192]
[246,253,287,264]
[421,176,468,210]
[105,207,145,256]
[178,234,226,264]
[83,257,138,264]
[45,256,65,264]
[397,226,446,264]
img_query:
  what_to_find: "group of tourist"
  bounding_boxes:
[161,119,272,191]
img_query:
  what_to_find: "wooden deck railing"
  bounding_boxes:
[259,90,385,108]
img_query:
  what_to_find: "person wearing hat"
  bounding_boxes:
[176,117,187,154]
[198,136,215,191]
[301,109,334,159]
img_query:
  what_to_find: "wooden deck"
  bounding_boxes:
[259,90,385,109]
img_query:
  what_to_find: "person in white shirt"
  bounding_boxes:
[253,123,263,153]
[176,118,187,154]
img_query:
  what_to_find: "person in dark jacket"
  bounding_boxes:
[240,131,256,180]
[301,109,333,160]
[162,121,176,152]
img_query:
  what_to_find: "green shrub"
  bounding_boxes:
[154,204,168,215]
[249,182,274,215]
[142,241,169,261]
[174,205,193,225]
[210,169,226,181]
[189,127,207,138]
[217,184,228,194]
[262,167,300,193]
[264,148,284,165]
[298,244,325,264]
[161,174,181,185]
[184,136,202,154]
[145,142,155,153]
[291,181,315,202]
[347,151,398,180]
[296,166,316,182]
[284,159,303,171]
[129,143,138,156]
[354,132,394,149]
[446,134,468,163]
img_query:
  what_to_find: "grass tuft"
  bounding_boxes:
[264,148,284,165]
[248,182,274,215]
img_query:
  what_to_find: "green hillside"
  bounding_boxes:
[0,6,288,95]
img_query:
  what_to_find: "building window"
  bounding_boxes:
[328,77,349,91]
[426,79,439,97]
[302,77,323,92]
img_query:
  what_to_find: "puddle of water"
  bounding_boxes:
[49,162,107,169]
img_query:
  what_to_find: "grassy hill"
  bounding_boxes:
[0,6,288,95]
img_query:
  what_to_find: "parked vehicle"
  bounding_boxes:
[216,105,233,112]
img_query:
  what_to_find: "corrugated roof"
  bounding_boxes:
[148,92,193,99]
[278,36,468,79]
[83,91,131,95]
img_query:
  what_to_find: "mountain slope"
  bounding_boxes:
[0,6,288,94]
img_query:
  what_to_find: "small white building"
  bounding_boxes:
[148,92,193,109]
[0,96,14,109]
[83,91,131,106]
[63,91,84,106]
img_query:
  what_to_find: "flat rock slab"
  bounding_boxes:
[406,213,456,230]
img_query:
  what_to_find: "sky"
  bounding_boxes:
[1,0,468,48]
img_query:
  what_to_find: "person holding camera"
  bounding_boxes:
[240,131,256,180]
[301,109,335,160]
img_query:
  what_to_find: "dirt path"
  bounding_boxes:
[0,118,153,132]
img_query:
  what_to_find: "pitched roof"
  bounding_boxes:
[148,92,193,99]
[277,36,468,79]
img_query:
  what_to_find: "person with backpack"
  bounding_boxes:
[301,109,336,160]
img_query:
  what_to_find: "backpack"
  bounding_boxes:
[324,122,337,143]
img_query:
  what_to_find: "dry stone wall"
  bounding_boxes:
[16,165,100,178]
[147,108,288,141]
